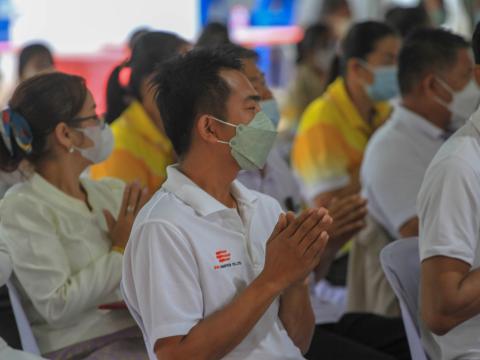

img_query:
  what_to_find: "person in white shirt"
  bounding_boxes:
[122,48,335,360]
[0,72,149,359]
[223,43,410,360]
[418,23,480,360]
[363,28,478,240]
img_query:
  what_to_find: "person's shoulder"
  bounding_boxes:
[1,179,35,208]
[134,188,195,227]
[365,118,406,160]
[0,180,51,225]
[429,125,480,174]
[299,94,338,130]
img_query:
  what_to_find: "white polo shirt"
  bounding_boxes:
[237,146,303,212]
[122,165,305,360]
[417,108,480,360]
[362,106,446,238]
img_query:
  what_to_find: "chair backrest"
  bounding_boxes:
[7,281,41,355]
[0,251,13,287]
[380,237,428,360]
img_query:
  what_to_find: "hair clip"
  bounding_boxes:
[0,109,33,155]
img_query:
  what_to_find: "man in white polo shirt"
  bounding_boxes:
[122,49,333,360]
[362,28,477,240]
[418,23,480,360]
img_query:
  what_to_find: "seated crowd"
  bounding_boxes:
[2,6,480,360]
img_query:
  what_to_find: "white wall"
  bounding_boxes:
[10,0,199,54]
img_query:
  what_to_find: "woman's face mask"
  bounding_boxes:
[74,122,114,164]
[360,60,399,102]
[314,45,336,72]
[211,111,277,171]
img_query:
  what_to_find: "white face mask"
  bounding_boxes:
[435,77,480,129]
[314,46,336,71]
[75,124,114,164]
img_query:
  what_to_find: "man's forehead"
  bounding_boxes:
[220,68,257,94]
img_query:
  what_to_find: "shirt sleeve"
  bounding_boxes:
[0,198,124,326]
[122,220,204,351]
[292,120,351,201]
[417,157,480,265]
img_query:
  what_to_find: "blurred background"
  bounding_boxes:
[0,0,477,114]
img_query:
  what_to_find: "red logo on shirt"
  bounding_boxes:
[216,250,231,263]
[213,250,241,270]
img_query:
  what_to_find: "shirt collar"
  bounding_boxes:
[327,77,392,134]
[162,165,258,217]
[393,105,447,140]
[29,173,92,214]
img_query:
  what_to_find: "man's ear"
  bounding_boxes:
[196,114,222,144]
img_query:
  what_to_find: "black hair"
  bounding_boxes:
[196,22,231,48]
[127,27,149,50]
[18,43,54,79]
[105,31,188,123]
[216,43,258,63]
[473,22,480,65]
[385,5,430,38]
[0,72,87,171]
[327,20,397,82]
[104,62,129,124]
[296,23,330,64]
[153,48,242,158]
[398,27,469,95]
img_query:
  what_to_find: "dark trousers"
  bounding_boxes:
[305,313,411,360]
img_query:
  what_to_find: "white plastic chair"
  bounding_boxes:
[380,237,429,360]
[0,251,41,355]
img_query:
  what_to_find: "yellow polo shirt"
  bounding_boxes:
[292,77,392,201]
[90,101,174,194]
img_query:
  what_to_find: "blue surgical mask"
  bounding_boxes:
[361,61,399,101]
[212,111,277,171]
[260,99,281,128]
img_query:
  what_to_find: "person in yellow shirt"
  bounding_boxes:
[292,21,401,207]
[91,32,190,194]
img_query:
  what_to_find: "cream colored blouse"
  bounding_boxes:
[0,174,136,354]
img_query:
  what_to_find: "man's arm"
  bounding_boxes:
[398,217,419,238]
[421,256,480,335]
[155,209,331,360]
[279,281,315,354]
[155,274,284,360]
[278,197,367,351]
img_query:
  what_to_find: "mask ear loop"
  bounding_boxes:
[432,77,454,109]
[209,115,237,145]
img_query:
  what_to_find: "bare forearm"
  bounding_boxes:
[422,259,480,334]
[279,282,315,353]
[155,275,282,360]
